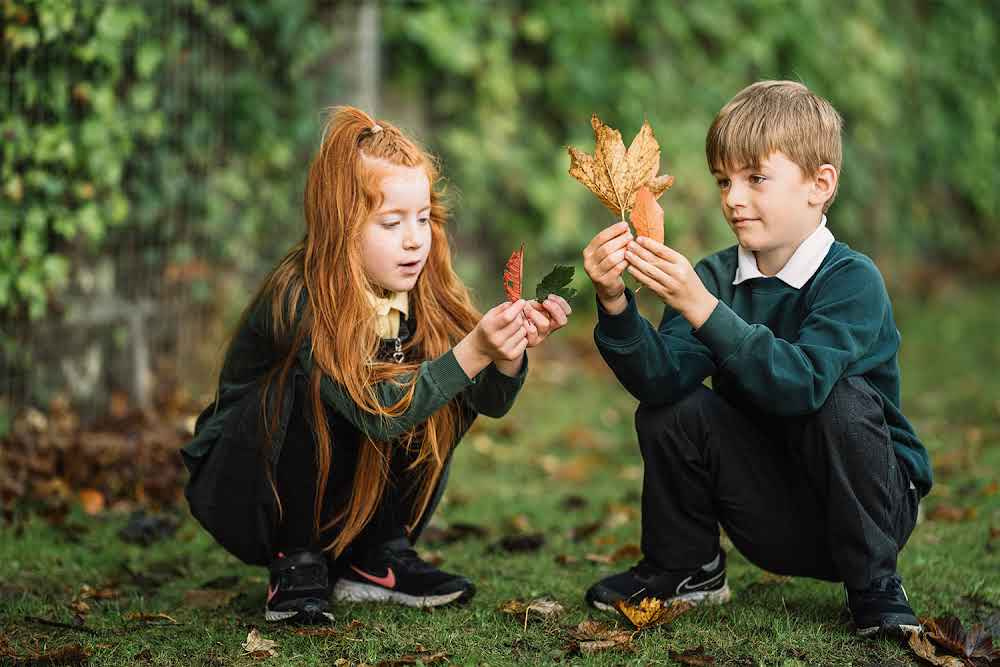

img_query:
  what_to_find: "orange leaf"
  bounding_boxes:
[630,186,664,243]
[78,488,105,515]
[503,244,524,302]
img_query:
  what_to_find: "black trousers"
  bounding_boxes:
[635,377,919,590]
[273,375,465,564]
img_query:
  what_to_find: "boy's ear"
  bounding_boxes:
[809,164,838,207]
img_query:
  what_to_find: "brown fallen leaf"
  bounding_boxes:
[614,597,694,630]
[928,505,978,522]
[124,611,178,624]
[504,244,524,302]
[78,488,105,515]
[490,533,545,553]
[500,598,565,626]
[565,619,635,655]
[554,554,580,566]
[0,640,92,665]
[242,628,278,659]
[907,629,965,666]
[631,185,664,244]
[923,615,1000,663]
[584,544,641,565]
[568,114,675,221]
[670,645,716,665]
[376,650,449,666]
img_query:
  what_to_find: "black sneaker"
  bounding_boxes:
[585,551,731,612]
[265,550,334,624]
[332,537,475,608]
[845,574,921,637]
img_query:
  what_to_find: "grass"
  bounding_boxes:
[2,283,998,665]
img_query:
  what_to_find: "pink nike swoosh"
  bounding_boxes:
[267,583,278,604]
[350,565,396,589]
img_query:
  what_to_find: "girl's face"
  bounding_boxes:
[360,162,433,293]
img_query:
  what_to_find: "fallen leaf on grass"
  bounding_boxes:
[490,533,545,553]
[292,626,340,637]
[183,588,238,609]
[670,645,716,665]
[124,611,178,624]
[614,597,694,630]
[585,544,641,565]
[554,554,579,566]
[907,630,965,667]
[421,522,487,545]
[78,488,105,515]
[0,638,91,665]
[376,650,449,666]
[561,495,588,510]
[928,505,978,522]
[242,628,278,659]
[565,619,636,655]
[922,615,1000,664]
[500,598,565,628]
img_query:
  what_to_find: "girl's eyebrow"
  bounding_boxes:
[379,205,432,215]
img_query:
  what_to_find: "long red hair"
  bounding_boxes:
[248,107,479,557]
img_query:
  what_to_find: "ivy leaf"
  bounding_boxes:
[535,265,577,302]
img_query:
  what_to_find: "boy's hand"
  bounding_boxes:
[583,221,633,315]
[523,295,572,347]
[626,237,719,329]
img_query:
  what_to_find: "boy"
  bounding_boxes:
[580,81,931,636]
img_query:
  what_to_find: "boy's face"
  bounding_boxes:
[712,151,824,253]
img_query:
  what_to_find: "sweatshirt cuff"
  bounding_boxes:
[693,300,751,364]
[428,349,476,397]
[481,352,529,387]
[595,288,642,343]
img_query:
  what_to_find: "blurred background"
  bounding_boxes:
[1,1,998,511]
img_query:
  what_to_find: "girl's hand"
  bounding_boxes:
[625,237,719,329]
[523,295,572,347]
[475,299,529,362]
[583,221,633,315]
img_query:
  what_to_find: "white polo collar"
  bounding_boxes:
[733,215,835,289]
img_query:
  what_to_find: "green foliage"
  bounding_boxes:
[2,0,343,319]
[535,264,577,302]
[381,1,998,282]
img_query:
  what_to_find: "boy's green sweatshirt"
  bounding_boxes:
[595,241,932,496]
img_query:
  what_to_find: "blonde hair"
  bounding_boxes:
[241,106,480,557]
[706,80,843,211]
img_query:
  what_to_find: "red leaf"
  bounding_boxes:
[504,244,524,302]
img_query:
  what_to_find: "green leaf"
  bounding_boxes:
[534,264,577,302]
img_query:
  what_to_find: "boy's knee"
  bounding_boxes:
[634,386,716,444]
[814,377,883,428]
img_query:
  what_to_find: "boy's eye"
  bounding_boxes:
[418,216,430,225]
[380,220,400,228]
[749,175,766,184]
[716,179,730,189]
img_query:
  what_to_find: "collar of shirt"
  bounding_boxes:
[733,215,835,289]
[366,289,409,339]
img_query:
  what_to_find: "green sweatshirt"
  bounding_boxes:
[595,242,931,496]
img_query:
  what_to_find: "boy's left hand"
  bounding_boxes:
[523,295,572,347]
[626,237,719,329]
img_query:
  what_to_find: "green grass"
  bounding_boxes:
[2,284,998,665]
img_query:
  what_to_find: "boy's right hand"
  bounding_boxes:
[583,221,633,314]
[473,300,528,362]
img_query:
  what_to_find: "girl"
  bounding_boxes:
[181,107,571,624]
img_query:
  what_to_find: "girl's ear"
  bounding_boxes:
[810,164,838,207]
